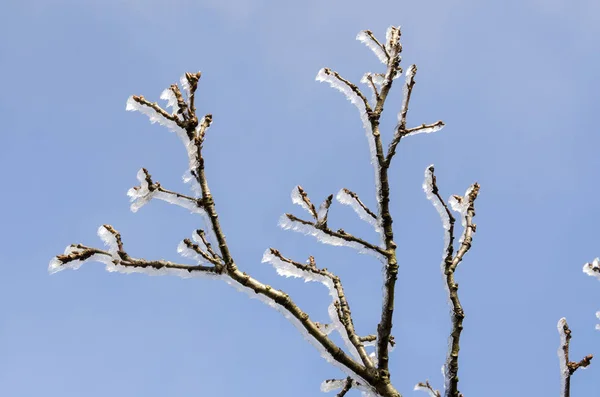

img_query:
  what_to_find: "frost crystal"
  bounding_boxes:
[356,31,388,64]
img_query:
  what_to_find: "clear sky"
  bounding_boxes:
[1,0,599,396]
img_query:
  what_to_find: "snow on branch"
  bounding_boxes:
[557,318,593,397]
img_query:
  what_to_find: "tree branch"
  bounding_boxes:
[558,318,593,397]
[422,165,479,397]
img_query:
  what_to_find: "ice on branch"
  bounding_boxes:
[336,188,382,237]
[291,186,316,217]
[177,241,205,263]
[278,215,385,261]
[404,122,445,138]
[422,165,451,236]
[448,185,475,243]
[315,68,376,167]
[356,30,388,64]
[583,257,600,280]
[125,96,186,142]
[413,381,440,397]
[321,379,347,393]
[361,73,385,87]
[385,26,400,55]
[49,245,103,274]
[558,318,569,392]
[159,87,180,116]
[180,73,191,98]
[127,168,204,214]
[261,249,362,361]
[97,225,121,256]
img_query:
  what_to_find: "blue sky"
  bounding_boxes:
[1,0,600,396]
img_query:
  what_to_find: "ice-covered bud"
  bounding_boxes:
[583,258,600,280]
